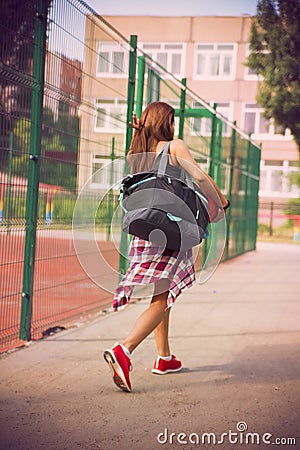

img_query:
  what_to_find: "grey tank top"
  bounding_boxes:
[152,147,182,179]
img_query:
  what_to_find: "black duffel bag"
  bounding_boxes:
[119,142,210,252]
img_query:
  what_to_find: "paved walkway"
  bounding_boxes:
[1,242,300,450]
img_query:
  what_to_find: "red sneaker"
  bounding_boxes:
[152,355,182,375]
[103,344,132,392]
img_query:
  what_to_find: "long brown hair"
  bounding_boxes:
[127,101,175,172]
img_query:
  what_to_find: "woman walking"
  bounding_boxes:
[103,101,229,392]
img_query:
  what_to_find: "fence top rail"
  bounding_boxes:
[68,0,131,46]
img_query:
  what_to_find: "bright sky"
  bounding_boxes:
[86,0,258,16]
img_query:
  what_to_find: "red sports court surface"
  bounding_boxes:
[0,229,119,353]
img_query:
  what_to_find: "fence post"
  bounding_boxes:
[208,104,217,177]
[20,0,48,341]
[214,119,222,186]
[107,137,115,241]
[119,35,137,276]
[203,104,218,263]
[136,56,145,118]
[225,121,236,259]
[178,78,186,140]
[6,131,13,231]
[241,136,251,252]
[253,143,262,248]
[269,201,274,236]
[125,35,137,155]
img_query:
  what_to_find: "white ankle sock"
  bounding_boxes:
[159,354,172,361]
[120,344,131,358]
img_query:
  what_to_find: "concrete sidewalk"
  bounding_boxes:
[1,242,300,450]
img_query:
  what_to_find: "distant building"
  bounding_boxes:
[44,50,82,120]
[59,55,82,117]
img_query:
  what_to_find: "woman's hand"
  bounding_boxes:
[129,112,141,131]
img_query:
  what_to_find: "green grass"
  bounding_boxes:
[257,221,300,244]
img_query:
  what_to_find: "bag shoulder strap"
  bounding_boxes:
[155,141,170,176]
[153,141,195,190]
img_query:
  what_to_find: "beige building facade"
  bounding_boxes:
[80,15,299,204]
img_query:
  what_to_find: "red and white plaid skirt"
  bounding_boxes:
[113,236,195,311]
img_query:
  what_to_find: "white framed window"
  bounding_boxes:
[244,43,269,81]
[193,43,237,80]
[244,44,259,80]
[94,98,127,133]
[259,160,300,198]
[96,41,129,77]
[140,42,186,78]
[190,101,233,137]
[241,103,291,139]
[91,155,125,189]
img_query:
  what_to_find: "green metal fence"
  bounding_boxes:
[0,0,260,353]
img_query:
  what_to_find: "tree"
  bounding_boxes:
[0,0,52,137]
[289,170,300,189]
[0,0,35,71]
[12,112,78,190]
[247,0,300,151]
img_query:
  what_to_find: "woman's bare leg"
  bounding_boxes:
[154,307,171,356]
[122,290,168,354]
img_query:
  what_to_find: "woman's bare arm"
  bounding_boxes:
[170,139,229,209]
